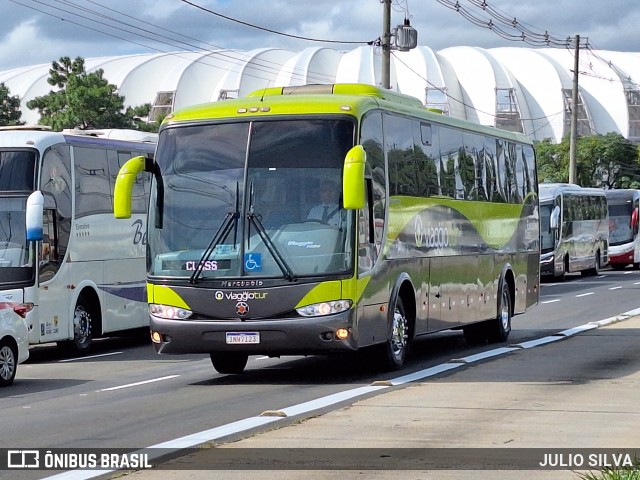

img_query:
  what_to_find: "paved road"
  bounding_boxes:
[114,311,640,480]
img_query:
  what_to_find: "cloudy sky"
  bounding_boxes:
[2,0,640,72]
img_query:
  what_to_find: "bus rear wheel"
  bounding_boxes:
[210,353,248,374]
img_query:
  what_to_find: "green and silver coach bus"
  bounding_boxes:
[114,83,540,374]
[539,183,608,280]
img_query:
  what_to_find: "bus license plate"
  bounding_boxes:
[226,332,260,344]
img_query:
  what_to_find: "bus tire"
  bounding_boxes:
[0,339,18,387]
[582,251,600,277]
[210,353,248,374]
[377,297,409,371]
[486,282,512,343]
[59,297,94,355]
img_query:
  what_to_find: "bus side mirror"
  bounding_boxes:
[343,145,366,210]
[114,155,150,219]
[26,191,44,242]
[550,205,560,231]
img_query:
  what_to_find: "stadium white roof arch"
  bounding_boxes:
[2,45,639,143]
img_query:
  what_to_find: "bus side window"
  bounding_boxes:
[39,205,60,282]
[358,179,377,275]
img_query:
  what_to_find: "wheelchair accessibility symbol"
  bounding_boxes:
[244,253,262,272]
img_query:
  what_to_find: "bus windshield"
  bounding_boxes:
[149,118,355,280]
[0,150,36,191]
[0,195,34,284]
[609,203,634,245]
[539,203,555,253]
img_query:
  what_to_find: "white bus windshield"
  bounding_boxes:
[0,195,34,284]
[609,203,634,245]
[149,118,356,280]
[0,150,36,191]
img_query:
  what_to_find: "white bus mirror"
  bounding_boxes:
[550,205,560,230]
[26,191,44,242]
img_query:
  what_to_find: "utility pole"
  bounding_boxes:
[379,0,416,90]
[381,0,392,90]
[569,34,580,184]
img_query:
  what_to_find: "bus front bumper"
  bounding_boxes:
[539,253,556,276]
[149,311,358,355]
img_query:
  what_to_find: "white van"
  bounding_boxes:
[0,292,30,386]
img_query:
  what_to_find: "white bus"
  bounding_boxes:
[0,127,156,353]
[539,183,609,280]
[605,188,640,270]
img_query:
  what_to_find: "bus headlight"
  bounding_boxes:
[296,300,352,317]
[149,304,192,320]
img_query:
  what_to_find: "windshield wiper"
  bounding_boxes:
[246,212,296,282]
[188,183,240,284]
[246,182,296,282]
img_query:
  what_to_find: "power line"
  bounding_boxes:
[178,0,372,45]
[9,0,338,85]
[434,0,586,49]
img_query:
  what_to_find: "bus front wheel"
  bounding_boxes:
[59,297,94,355]
[486,282,512,343]
[376,297,409,371]
[210,353,248,374]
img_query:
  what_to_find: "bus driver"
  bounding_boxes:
[307,180,342,227]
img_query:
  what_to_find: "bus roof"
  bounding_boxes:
[0,128,157,152]
[539,183,606,202]
[604,188,640,204]
[162,83,533,145]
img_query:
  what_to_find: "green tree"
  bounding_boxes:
[26,56,157,132]
[535,137,569,184]
[0,83,24,126]
[535,133,640,188]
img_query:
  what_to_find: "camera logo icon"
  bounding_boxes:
[7,450,40,468]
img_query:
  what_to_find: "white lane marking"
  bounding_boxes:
[59,352,123,362]
[512,336,564,349]
[576,292,594,297]
[98,375,179,392]
[557,324,599,337]
[43,306,640,480]
[389,363,464,386]
[609,286,623,290]
[634,282,640,285]
[541,299,561,304]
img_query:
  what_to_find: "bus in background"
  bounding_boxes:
[115,83,540,374]
[605,188,640,270]
[539,183,609,280]
[1,126,156,354]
